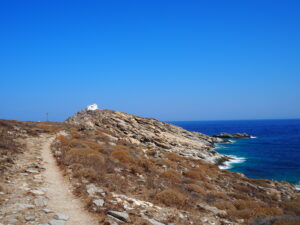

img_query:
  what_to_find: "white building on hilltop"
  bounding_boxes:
[87,104,98,111]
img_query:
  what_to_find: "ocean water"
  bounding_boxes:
[171,119,300,190]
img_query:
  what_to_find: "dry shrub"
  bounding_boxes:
[186,184,206,195]
[206,191,229,201]
[156,189,186,207]
[251,179,272,188]
[184,169,207,181]
[166,152,183,162]
[73,168,98,181]
[228,209,254,220]
[229,207,283,221]
[138,158,157,172]
[81,141,101,149]
[200,182,215,191]
[56,135,67,142]
[214,201,236,211]
[228,192,250,200]
[161,170,181,183]
[254,207,283,218]
[162,159,177,169]
[68,139,101,149]
[279,201,300,215]
[65,148,104,170]
[129,165,144,175]
[233,183,253,193]
[111,150,132,163]
[233,200,267,210]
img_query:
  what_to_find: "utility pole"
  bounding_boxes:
[46,112,48,122]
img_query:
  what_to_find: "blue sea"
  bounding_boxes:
[171,119,300,190]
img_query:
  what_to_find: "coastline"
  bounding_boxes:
[214,138,300,192]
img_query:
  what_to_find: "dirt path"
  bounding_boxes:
[41,134,98,225]
[0,134,98,225]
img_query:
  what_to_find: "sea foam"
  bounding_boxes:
[295,182,300,191]
[219,155,246,170]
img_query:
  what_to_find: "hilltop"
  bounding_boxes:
[0,106,299,225]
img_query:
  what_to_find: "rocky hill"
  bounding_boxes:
[65,108,228,164]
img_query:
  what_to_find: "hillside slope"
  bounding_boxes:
[66,108,227,164]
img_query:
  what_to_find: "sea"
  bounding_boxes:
[170,119,300,191]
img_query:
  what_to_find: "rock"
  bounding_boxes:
[93,199,104,207]
[142,214,165,225]
[17,203,35,209]
[30,189,45,195]
[105,220,119,225]
[25,168,39,173]
[49,220,65,225]
[212,132,251,139]
[7,218,18,223]
[54,151,62,157]
[34,196,48,206]
[25,216,35,221]
[86,184,104,197]
[197,203,227,216]
[107,210,129,222]
[43,208,52,213]
[53,213,69,221]
[128,137,141,145]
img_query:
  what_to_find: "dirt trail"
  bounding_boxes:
[41,134,98,225]
[0,134,98,225]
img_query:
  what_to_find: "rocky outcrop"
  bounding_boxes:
[65,108,227,164]
[213,132,251,139]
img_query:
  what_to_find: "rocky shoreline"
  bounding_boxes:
[213,132,251,139]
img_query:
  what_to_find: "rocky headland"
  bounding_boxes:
[0,105,299,225]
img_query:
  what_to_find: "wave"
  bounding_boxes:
[295,182,300,191]
[250,136,257,139]
[219,155,246,170]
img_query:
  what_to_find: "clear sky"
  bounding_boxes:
[0,0,300,121]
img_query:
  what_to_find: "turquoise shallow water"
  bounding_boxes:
[171,119,300,190]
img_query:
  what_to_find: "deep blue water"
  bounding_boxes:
[170,119,300,189]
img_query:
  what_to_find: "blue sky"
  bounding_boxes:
[0,0,300,121]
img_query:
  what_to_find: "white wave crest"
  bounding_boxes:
[250,136,257,139]
[219,155,246,170]
[295,182,300,191]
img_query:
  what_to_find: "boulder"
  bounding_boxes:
[107,211,129,222]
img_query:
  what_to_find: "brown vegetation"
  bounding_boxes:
[155,189,186,207]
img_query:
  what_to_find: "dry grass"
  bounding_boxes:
[186,184,206,195]
[64,148,104,171]
[156,189,186,207]
[161,170,181,183]
[184,169,207,181]
[111,150,132,163]
[213,201,236,211]
[232,200,267,210]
